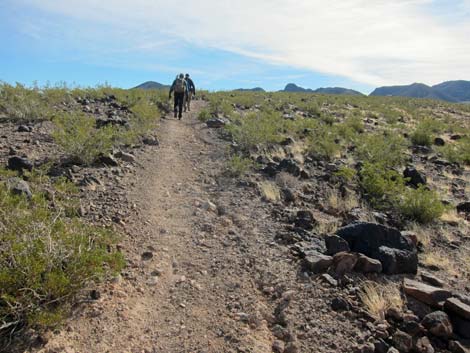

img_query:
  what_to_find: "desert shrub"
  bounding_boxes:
[0,82,51,121]
[306,125,342,161]
[334,166,357,183]
[440,138,470,165]
[356,132,408,168]
[226,155,253,177]
[0,177,124,336]
[198,109,211,122]
[344,114,365,133]
[52,112,117,165]
[360,163,405,208]
[360,163,445,223]
[410,118,444,147]
[399,185,446,223]
[226,111,284,151]
[126,99,159,143]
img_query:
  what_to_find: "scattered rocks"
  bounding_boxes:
[96,154,119,167]
[434,137,445,146]
[404,166,427,187]
[403,279,452,307]
[333,251,358,275]
[142,136,159,146]
[392,330,413,352]
[206,117,228,128]
[7,156,33,172]
[457,201,470,214]
[278,158,302,177]
[445,298,470,321]
[336,222,418,274]
[302,251,333,273]
[449,340,470,353]
[17,125,32,132]
[421,272,446,288]
[354,254,383,273]
[6,177,32,198]
[141,252,154,261]
[414,336,435,353]
[294,210,317,230]
[331,297,350,311]
[421,311,453,338]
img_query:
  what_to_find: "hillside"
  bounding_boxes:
[2,84,470,353]
[133,81,170,90]
[282,83,363,96]
[433,80,470,102]
[234,87,266,92]
[370,81,470,102]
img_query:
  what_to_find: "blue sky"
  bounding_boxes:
[1,0,469,94]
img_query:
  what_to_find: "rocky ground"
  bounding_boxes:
[2,96,470,353]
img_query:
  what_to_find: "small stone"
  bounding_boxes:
[272,340,285,353]
[141,252,153,261]
[392,330,413,353]
[355,254,382,273]
[7,156,33,172]
[414,336,435,353]
[449,340,470,353]
[7,177,32,199]
[445,297,470,320]
[434,137,445,146]
[302,251,333,273]
[359,343,375,353]
[421,311,453,338]
[333,251,358,275]
[284,341,299,353]
[331,297,350,311]
[320,273,338,287]
[421,272,446,288]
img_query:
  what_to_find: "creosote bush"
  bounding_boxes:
[226,155,254,177]
[0,175,124,337]
[52,112,118,165]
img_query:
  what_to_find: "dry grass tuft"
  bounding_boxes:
[407,223,431,248]
[359,282,404,321]
[421,251,458,276]
[259,181,281,202]
[276,171,299,189]
[326,189,360,214]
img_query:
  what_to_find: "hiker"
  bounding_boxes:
[169,73,188,119]
[184,74,196,112]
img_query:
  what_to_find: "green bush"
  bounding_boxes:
[399,185,445,223]
[334,166,357,183]
[198,109,211,122]
[0,82,51,121]
[52,112,118,165]
[307,126,342,161]
[226,155,254,177]
[0,177,124,335]
[356,132,408,168]
[440,138,470,165]
[226,111,284,151]
[360,163,444,223]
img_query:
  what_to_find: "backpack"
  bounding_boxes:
[174,78,186,93]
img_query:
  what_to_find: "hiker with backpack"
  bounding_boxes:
[169,73,188,119]
[184,74,196,112]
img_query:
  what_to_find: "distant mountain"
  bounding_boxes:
[133,81,170,90]
[432,81,470,102]
[234,87,265,92]
[370,83,455,102]
[282,83,363,96]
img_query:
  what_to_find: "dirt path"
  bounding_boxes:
[39,101,277,353]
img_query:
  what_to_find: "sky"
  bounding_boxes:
[1,0,470,94]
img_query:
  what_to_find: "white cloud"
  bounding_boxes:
[14,0,470,86]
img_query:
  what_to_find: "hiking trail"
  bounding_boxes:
[39,101,277,353]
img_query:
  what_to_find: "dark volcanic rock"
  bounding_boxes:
[7,156,33,172]
[457,201,470,214]
[434,137,445,146]
[404,167,427,187]
[278,158,302,176]
[206,117,228,128]
[324,235,350,255]
[294,210,317,230]
[336,222,418,274]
